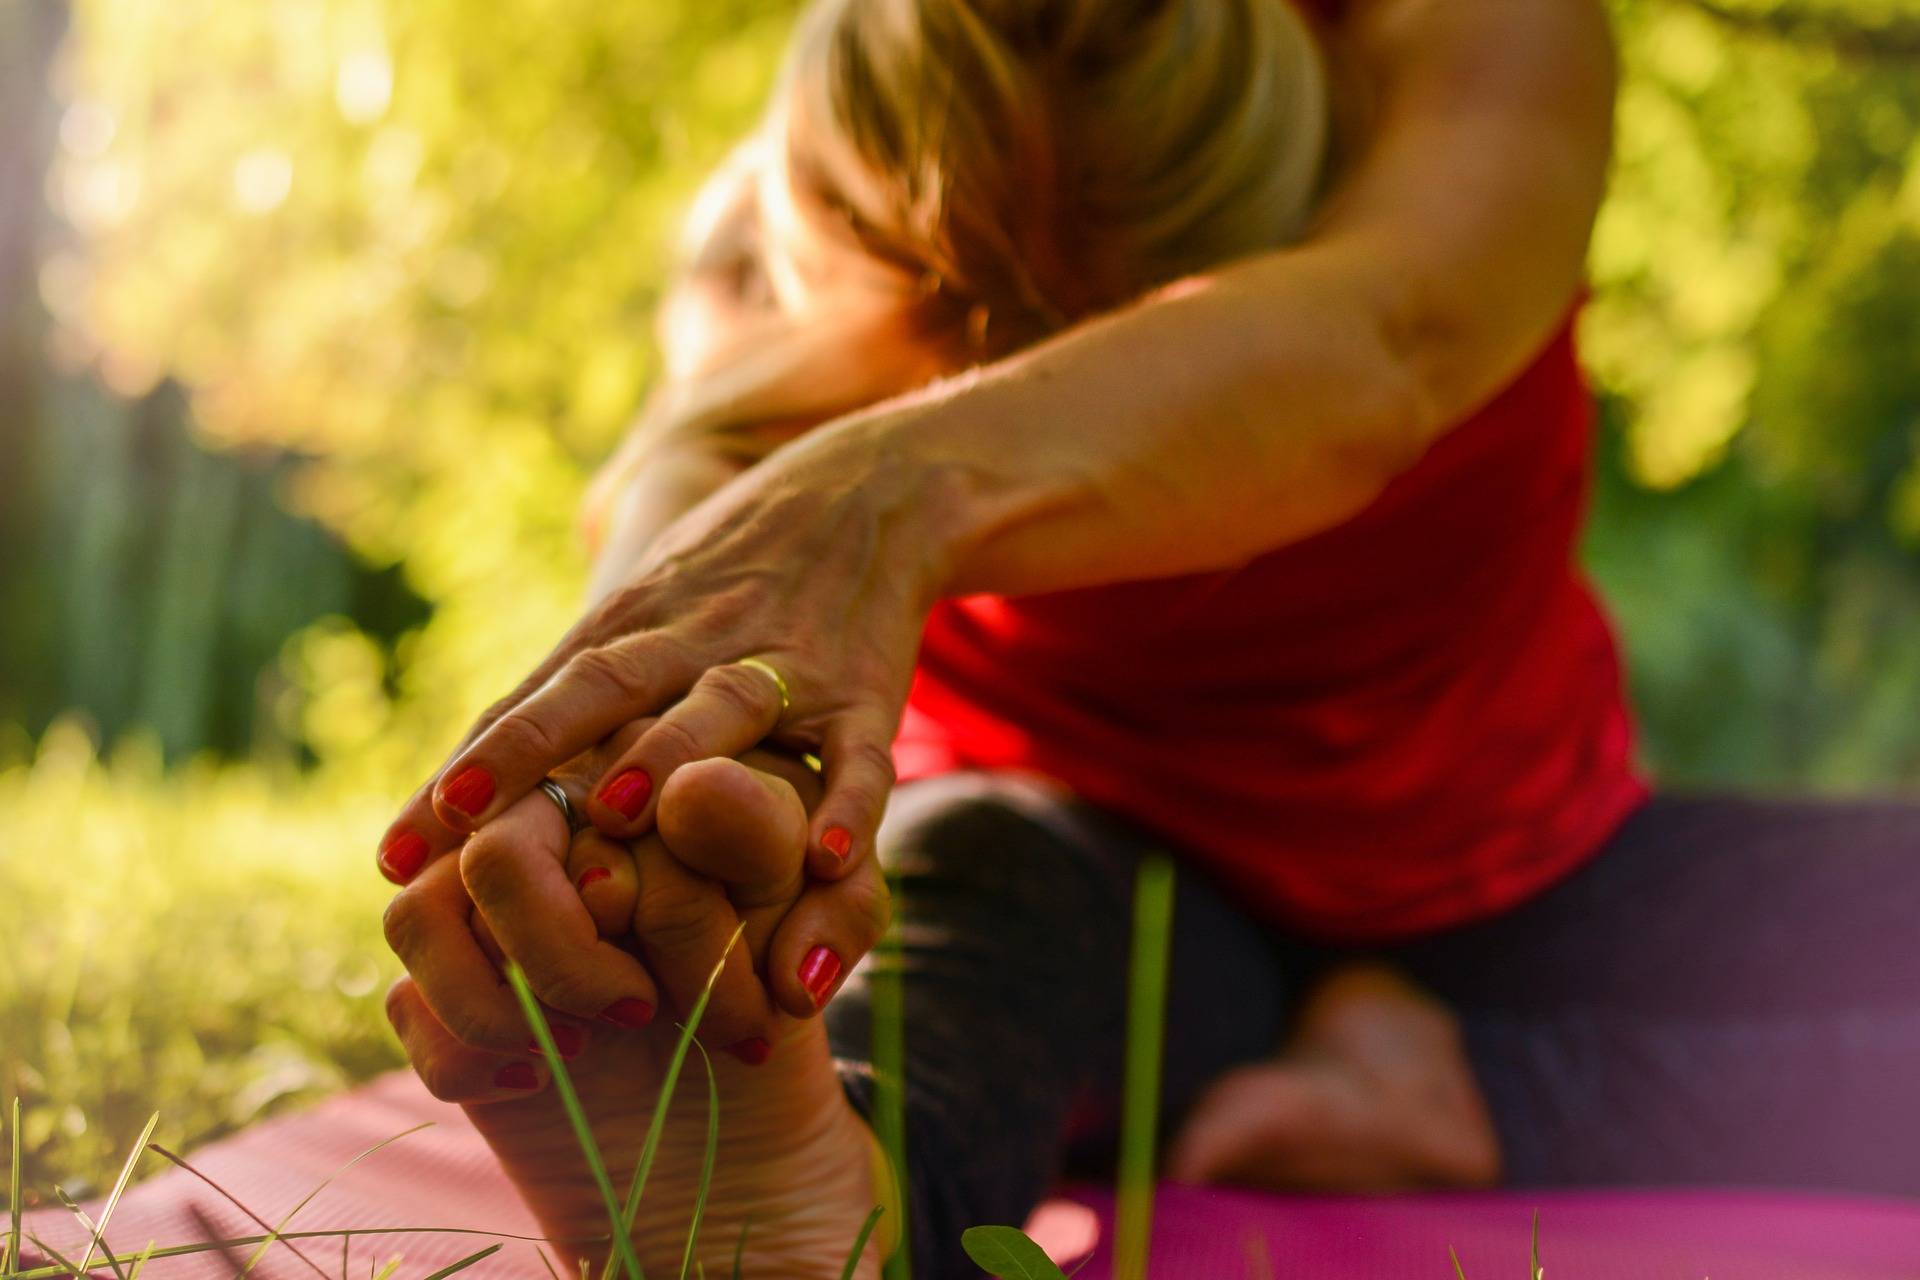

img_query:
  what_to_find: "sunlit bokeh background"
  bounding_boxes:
[2,0,1917,1194]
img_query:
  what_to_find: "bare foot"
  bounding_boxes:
[1163,965,1501,1192]
[463,758,895,1277]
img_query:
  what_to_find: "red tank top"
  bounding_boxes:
[894,316,1647,941]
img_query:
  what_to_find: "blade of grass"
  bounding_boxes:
[869,932,910,1280]
[8,1097,21,1280]
[602,922,747,1280]
[125,1240,156,1280]
[148,1143,330,1280]
[675,1043,719,1280]
[188,1202,251,1271]
[505,964,646,1280]
[78,1110,157,1275]
[538,1246,565,1280]
[421,1243,504,1278]
[370,1256,401,1279]
[9,1223,573,1279]
[237,1123,435,1277]
[52,1186,128,1280]
[23,1233,82,1277]
[1530,1211,1541,1280]
[837,1207,885,1280]
[1448,1244,1468,1279]
[1240,1233,1272,1280]
[1112,855,1175,1280]
[730,1221,750,1280]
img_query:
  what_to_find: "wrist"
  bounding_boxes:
[795,399,987,610]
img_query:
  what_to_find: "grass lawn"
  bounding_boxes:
[0,724,406,1198]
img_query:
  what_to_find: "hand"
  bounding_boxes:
[384,736,890,1102]
[377,415,960,892]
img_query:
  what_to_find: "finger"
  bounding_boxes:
[461,790,660,1031]
[432,636,700,832]
[654,758,809,911]
[804,710,897,881]
[379,685,576,884]
[386,976,549,1104]
[764,854,893,1019]
[470,905,506,973]
[381,853,539,1054]
[583,661,788,838]
[627,836,777,1053]
[565,829,639,938]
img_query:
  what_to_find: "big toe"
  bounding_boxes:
[657,757,809,905]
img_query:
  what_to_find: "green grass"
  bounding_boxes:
[0,726,404,1197]
[2,732,1585,1278]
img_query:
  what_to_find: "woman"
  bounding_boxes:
[376,0,1920,1276]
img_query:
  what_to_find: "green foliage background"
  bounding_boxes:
[1,0,1917,1193]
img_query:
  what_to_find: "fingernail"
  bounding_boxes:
[442,765,496,818]
[599,997,654,1029]
[821,826,852,860]
[528,1025,587,1059]
[576,866,611,891]
[494,1062,539,1090]
[798,946,842,1008]
[724,1037,772,1066]
[597,769,652,821]
[378,830,429,884]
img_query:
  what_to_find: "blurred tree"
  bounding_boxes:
[12,0,1920,790]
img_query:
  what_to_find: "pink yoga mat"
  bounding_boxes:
[24,1071,1920,1278]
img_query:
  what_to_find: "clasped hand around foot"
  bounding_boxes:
[381,724,896,1277]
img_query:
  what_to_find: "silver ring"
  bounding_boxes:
[538,778,587,835]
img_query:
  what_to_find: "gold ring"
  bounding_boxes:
[736,657,791,715]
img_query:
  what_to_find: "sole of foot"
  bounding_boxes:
[468,757,897,1278]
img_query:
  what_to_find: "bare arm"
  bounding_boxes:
[387,0,1618,947]
[785,0,1620,596]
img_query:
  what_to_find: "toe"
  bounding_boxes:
[656,758,809,909]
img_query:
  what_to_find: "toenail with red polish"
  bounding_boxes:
[379,830,428,884]
[597,769,653,821]
[600,997,654,1029]
[576,866,611,891]
[441,765,495,818]
[798,946,842,1008]
[821,826,852,860]
[495,1062,539,1090]
[725,1037,772,1066]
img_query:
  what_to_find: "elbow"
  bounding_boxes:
[1339,310,1452,488]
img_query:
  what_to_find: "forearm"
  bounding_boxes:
[847,255,1437,599]
[789,0,1613,600]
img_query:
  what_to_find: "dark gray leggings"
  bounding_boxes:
[826,772,1920,1278]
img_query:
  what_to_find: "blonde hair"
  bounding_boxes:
[766,0,1332,359]
[593,0,1332,528]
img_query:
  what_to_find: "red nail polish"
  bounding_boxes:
[378,830,429,884]
[528,1025,586,1059]
[442,764,495,818]
[576,866,611,891]
[798,946,842,1008]
[495,1062,539,1090]
[600,997,654,1029]
[597,769,652,821]
[821,826,852,860]
[724,1037,772,1065]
